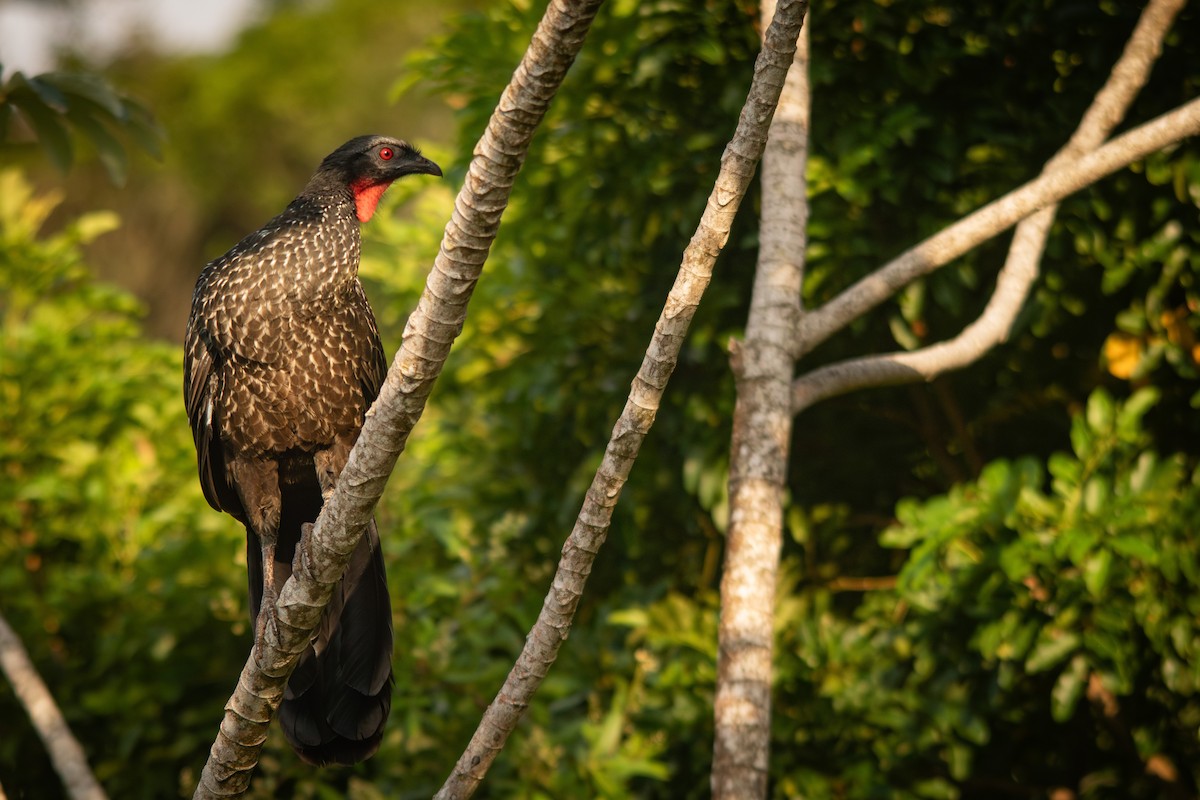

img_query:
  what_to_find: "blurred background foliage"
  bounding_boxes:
[1,0,1198,797]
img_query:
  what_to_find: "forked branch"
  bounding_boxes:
[791,0,1187,414]
[793,97,1200,364]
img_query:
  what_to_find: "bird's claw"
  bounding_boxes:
[293,522,316,578]
[253,586,281,661]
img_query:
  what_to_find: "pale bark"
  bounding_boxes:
[0,611,108,800]
[192,0,604,795]
[434,2,809,798]
[712,6,808,799]
[791,0,1186,413]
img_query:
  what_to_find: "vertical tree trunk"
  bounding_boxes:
[712,6,809,799]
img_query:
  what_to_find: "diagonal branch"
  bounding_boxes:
[192,0,605,795]
[790,0,1186,415]
[434,2,809,797]
[790,94,1200,371]
[0,611,108,800]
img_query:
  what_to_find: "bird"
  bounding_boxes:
[184,135,442,766]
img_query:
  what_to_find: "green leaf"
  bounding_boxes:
[1083,475,1109,515]
[14,72,70,112]
[11,95,73,171]
[1084,548,1112,597]
[1051,654,1089,722]
[1085,389,1115,434]
[1027,630,1081,673]
[119,97,165,159]
[1109,534,1157,564]
[71,210,121,243]
[1116,386,1160,440]
[65,108,128,186]
[40,72,126,119]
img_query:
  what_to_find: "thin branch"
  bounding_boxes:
[712,4,809,798]
[435,2,810,798]
[825,575,897,593]
[192,0,604,795]
[790,0,1186,414]
[0,611,108,800]
[791,96,1200,366]
[791,0,1187,412]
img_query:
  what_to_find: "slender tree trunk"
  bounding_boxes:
[0,612,107,800]
[712,6,809,798]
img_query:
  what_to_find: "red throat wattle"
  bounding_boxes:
[351,179,393,223]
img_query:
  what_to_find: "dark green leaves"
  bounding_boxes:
[0,69,163,185]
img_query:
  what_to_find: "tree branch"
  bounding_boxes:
[790,0,1187,413]
[0,611,107,800]
[192,0,604,795]
[824,575,898,593]
[791,95,1200,367]
[712,4,809,798]
[435,2,809,798]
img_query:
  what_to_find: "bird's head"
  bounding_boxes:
[312,135,442,223]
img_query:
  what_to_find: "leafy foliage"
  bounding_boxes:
[2,0,1198,797]
[0,169,244,798]
[0,68,162,184]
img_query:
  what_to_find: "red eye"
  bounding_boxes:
[378,147,394,161]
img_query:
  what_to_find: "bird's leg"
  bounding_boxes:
[297,435,355,576]
[256,527,281,646]
[313,434,354,501]
[229,457,282,656]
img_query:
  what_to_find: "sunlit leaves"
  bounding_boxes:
[0,171,244,798]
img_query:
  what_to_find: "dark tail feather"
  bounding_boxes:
[247,510,393,766]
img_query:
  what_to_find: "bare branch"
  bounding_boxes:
[1065,0,1187,160]
[790,95,1200,370]
[712,4,809,798]
[825,575,898,592]
[435,2,810,798]
[192,0,604,795]
[791,0,1187,413]
[0,611,107,800]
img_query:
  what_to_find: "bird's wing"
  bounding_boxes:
[351,280,388,407]
[184,312,245,520]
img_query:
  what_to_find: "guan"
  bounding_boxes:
[184,135,441,765]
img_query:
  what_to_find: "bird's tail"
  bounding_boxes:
[247,510,394,766]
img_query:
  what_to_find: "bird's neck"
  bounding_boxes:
[276,190,363,302]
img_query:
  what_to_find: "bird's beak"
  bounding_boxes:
[405,154,442,178]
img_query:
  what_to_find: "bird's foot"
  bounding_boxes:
[253,585,281,662]
[293,522,316,580]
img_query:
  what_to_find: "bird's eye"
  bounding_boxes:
[378,147,394,161]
